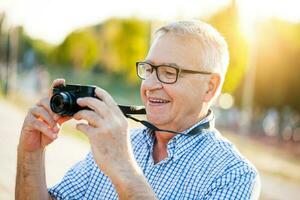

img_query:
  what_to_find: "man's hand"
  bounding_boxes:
[73,87,157,199]
[73,87,131,178]
[16,79,71,200]
[19,79,70,152]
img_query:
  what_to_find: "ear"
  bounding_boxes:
[203,74,221,102]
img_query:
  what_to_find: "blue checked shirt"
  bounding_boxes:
[49,111,260,199]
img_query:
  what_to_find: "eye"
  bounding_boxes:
[145,67,152,73]
[159,66,177,79]
[165,71,176,76]
[142,64,153,74]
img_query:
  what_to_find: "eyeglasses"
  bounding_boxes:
[136,61,212,84]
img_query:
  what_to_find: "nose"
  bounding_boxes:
[142,70,162,90]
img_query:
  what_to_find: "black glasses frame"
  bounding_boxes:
[136,61,212,84]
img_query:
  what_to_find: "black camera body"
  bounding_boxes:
[50,84,146,117]
[50,84,97,116]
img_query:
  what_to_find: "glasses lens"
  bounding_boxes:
[157,66,177,83]
[138,63,153,79]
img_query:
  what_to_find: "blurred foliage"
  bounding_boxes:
[254,19,300,112]
[20,32,54,67]
[51,28,99,69]
[208,1,249,94]
[2,2,300,112]
[47,67,141,105]
[208,2,300,113]
[49,18,150,83]
[99,18,150,82]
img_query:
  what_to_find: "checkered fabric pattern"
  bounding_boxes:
[48,111,260,199]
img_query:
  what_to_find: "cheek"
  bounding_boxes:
[177,80,205,104]
[165,85,187,107]
[140,84,146,103]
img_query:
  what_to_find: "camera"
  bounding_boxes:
[50,84,146,117]
[50,84,96,116]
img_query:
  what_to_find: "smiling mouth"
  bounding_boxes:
[148,97,170,104]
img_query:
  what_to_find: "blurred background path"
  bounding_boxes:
[1,98,300,200]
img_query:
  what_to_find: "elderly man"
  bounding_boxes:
[16,20,260,199]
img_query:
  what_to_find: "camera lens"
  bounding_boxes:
[50,92,75,115]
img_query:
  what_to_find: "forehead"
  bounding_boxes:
[146,33,204,70]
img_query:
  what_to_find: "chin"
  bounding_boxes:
[146,113,170,127]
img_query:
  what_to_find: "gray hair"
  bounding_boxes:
[154,20,229,95]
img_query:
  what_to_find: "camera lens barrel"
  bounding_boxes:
[50,92,76,116]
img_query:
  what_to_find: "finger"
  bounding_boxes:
[76,123,95,136]
[31,117,58,139]
[94,87,117,108]
[30,106,57,129]
[76,97,109,117]
[37,98,59,118]
[73,110,101,127]
[37,98,61,121]
[94,88,123,115]
[37,97,71,124]
[48,79,65,96]
[37,97,50,111]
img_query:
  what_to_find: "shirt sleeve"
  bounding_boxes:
[204,166,261,200]
[48,151,94,200]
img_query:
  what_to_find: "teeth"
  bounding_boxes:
[149,98,169,103]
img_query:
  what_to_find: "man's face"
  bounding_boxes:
[140,33,212,131]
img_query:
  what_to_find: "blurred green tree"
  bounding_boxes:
[21,34,54,67]
[99,18,150,83]
[51,28,99,69]
[49,18,150,84]
[15,11,300,113]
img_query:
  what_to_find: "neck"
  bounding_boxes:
[154,107,210,146]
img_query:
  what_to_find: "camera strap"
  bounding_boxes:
[118,105,147,115]
[119,105,213,136]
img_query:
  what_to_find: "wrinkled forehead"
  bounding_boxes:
[146,33,205,70]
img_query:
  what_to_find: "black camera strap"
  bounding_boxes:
[118,105,147,115]
[119,105,213,136]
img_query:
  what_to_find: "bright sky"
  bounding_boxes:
[0,0,300,44]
